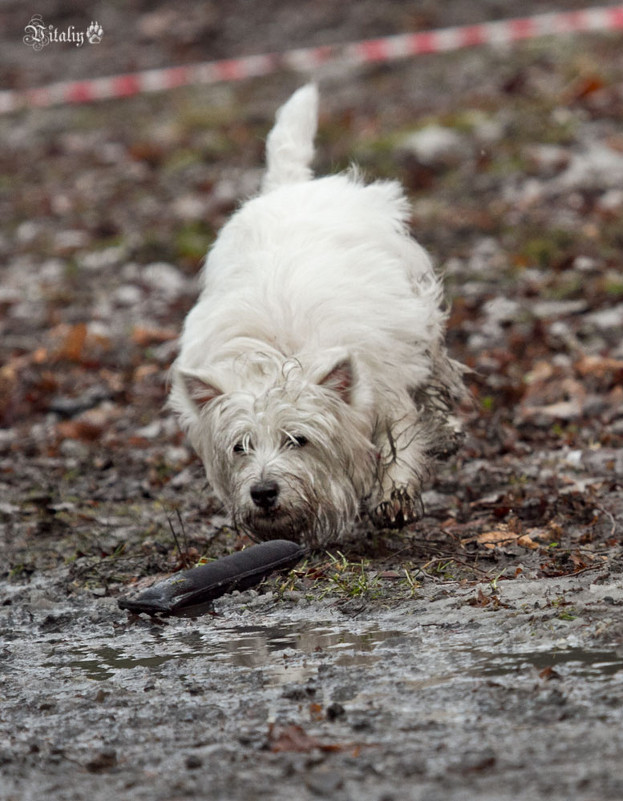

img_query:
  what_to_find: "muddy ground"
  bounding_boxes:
[2,2,623,800]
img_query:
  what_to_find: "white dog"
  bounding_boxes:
[170,85,466,547]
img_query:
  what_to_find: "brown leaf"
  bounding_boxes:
[128,141,166,167]
[0,365,18,423]
[57,323,87,362]
[133,364,161,382]
[538,666,561,681]
[569,552,590,569]
[56,406,121,443]
[519,375,586,422]
[267,723,356,754]
[268,723,323,753]
[473,527,518,550]
[132,326,177,347]
[56,420,104,442]
[32,347,48,364]
[468,588,493,607]
[575,355,623,389]
[516,535,539,550]
[564,74,607,103]
[467,588,509,610]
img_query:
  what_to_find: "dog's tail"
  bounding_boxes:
[262,84,318,194]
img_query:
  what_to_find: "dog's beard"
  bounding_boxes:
[230,466,360,546]
[227,459,361,546]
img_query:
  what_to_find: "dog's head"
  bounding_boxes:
[174,351,376,546]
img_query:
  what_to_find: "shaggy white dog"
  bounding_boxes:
[170,85,466,546]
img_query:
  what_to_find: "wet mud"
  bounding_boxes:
[3,570,623,801]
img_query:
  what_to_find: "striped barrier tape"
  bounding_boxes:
[2,4,623,114]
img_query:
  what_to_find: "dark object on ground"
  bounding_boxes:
[118,540,306,617]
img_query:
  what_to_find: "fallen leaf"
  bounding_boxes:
[538,665,561,681]
[56,420,104,442]
[466,587,507,609]
[575,355,623,388]
[469,587,493,606]
[267,723,359,754]
[56,405,121,442]
[470,527,518,549]
[132,326,177,347]
[133,364,161,382]
[268,723,325,753]
[516,535,539,550]
[57,322,87,362]
[519,376,586,422]
[569,552,591,569]
[32,347,48,364]
[564,74,607,103]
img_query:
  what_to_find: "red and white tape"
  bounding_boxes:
[2,4,623,114]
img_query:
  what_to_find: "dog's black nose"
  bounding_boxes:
[250,480,280,510]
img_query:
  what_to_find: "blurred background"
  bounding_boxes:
[1,1,622,579]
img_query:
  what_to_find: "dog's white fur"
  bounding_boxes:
[170,85,465,546]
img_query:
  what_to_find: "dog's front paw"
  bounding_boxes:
[371,487,424,530]
[425,423,465,461]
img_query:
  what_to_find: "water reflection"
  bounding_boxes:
[61,621,623,686]
[64,623,402,682]
[469,647,623,678]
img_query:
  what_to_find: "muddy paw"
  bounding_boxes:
[425,426,465,461]
[371,487,424,529]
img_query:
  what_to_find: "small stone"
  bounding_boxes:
[173,194,207,221]
[142,262,187,298]
[398,125,469,167]
[305,769,343,796]
[326,702,345,721]
[54,229,90,252]
[584,303,623,330]
[597,188,623,214]
[114,284,143,306]
[85,748,117,773]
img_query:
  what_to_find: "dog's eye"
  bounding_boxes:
[233,440,251,455]
[285,435,308,449]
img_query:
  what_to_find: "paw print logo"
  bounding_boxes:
[86,21,103,44]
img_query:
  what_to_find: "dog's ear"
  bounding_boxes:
[317,358,354,405]
[180,369,223,410]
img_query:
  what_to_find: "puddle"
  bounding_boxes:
[470,647,623,679]
[54,622,623,687]
[66,646,180,680]
[60,623,403,683]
